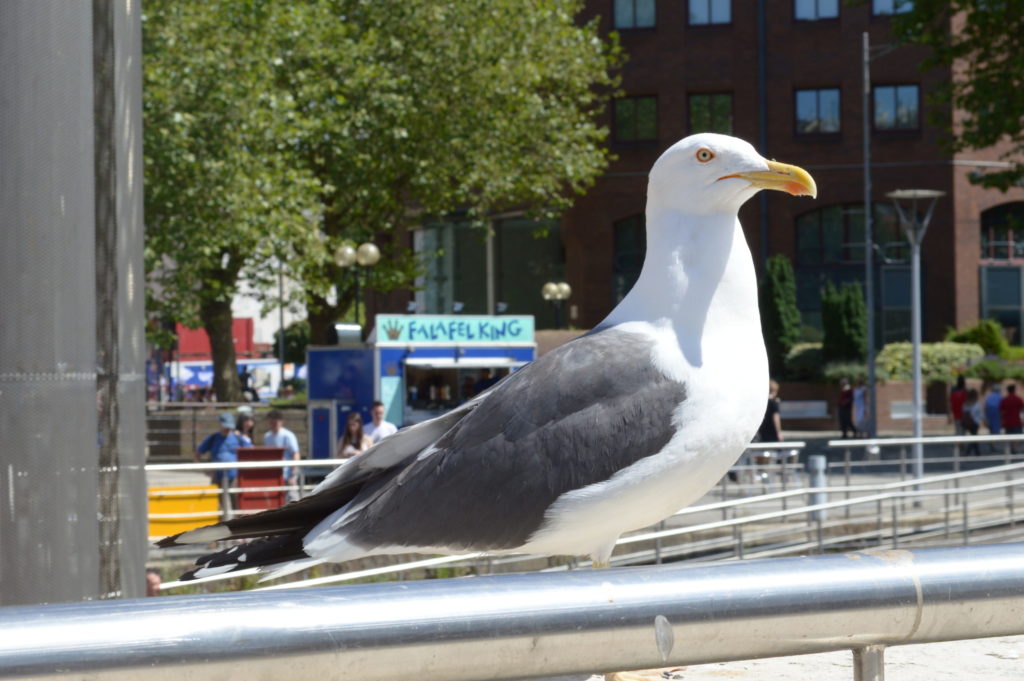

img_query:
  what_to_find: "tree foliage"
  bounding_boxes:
[890,0,1024,190]
[272,320,310,366]
[143,0,622,396]
[945,318,1011,357]
[821,281,867,363]
[759,255,802,377]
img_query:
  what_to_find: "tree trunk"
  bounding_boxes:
[199,297,244,402]
[307,288,355,345]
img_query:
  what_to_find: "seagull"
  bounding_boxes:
[159,133,816,581]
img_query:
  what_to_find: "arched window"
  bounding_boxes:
[613,215,646,304]
[794,204,910,340]
[981,202,1024,261]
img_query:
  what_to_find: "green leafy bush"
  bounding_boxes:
[821,281,866,362]
[876,342,985,382]
[823,361,868,383]
[759,255,802,378]
[1005,346,1024,361]
[785,342,824,381]
[964,359,1024,383]
[945,319,1010,357]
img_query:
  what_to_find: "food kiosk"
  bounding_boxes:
[307,314,536,461]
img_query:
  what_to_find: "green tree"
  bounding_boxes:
[945,318,1011,357]
[821,281,867,363]
[143,1,622,397]
[264,1,622,341]
[890,1,1024,190]
[272,320,310,366]
[759,255,801,377]
[143,2,325,401]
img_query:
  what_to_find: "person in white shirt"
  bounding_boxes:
[264,409,301,501]
[364,400,398,444]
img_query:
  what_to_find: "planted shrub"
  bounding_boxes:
[759,255,802,377]
[876,341,985,382]
[821,281,867,363]
[945,319,1010,357]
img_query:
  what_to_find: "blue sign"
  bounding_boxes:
[374,315,534,344]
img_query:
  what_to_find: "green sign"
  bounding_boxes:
[374,315,534,343]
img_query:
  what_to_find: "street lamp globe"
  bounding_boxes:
[541,282,559,301]
[334,244,357,268]
[555,282,572,300]
[356,242,381,267]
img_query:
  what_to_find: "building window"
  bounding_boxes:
[872,0,912,15]
[981,266,1023,343]
[795,88,840,135]
[874,85,919,130]
[614,96,657,142]
[613,215,646,303]
[689,0,730,25]
[689,93,733,134]
[794,204,910,336]
[795,0,838,20]
[981,202,1024,261]
[614,0,656,28]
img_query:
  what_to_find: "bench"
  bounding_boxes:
[780,400,829,419]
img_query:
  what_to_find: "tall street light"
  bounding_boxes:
[886,188,945,488]
[335,241,380,331]
[542,281,572,329]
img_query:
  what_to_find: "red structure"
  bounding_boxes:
[237,446,286,511]
[175,319,256,360]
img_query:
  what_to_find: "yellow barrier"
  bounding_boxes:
[148,485,221,540]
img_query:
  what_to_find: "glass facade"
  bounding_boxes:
[614,96,658,142]
[613,215,646,304]
[689,93,733,134]
[689,0,731,24]
[417,218,566,328]
[795,0,838,20]
[614,0,656,28]
[794,204,911,342]
[795,88,841,134]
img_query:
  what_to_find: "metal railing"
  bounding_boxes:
[4,544,1024,680]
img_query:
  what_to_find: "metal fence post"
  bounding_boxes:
[807,455,827,525]
[853,645,886,681]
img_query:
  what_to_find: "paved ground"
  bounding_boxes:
[668,635,1024,680]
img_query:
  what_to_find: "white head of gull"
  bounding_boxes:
[160,133,816,581]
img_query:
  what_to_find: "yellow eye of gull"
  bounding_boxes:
[696,148,715,163]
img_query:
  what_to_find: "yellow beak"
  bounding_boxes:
[720,160,817,198]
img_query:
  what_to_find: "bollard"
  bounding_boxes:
[807,454,827,523]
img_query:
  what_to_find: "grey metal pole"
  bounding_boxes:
[807,454,828,522]
[863,31,878,439]
[910,201,924,485]
[3,544,1024,681]
[854,645,886,681]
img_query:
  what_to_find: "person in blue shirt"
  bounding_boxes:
[984,384,1002,435]
[264,409,301,502]
[195,412,247,484]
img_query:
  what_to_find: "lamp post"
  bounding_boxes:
[542,281,572,329]
[335,241,380,329]
[886,189,945,488]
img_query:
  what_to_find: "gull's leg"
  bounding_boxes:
[590,546,685,681]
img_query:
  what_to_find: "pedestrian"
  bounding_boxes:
[962,388,982,455]
[852,377,868,437]
[837,378,854,439]
[757,380,783,444]
[364,400,398,444]
[236,411,256,445]
[1000,384,1024,435]
[337,411,373,459]
[195,412,247,486]
[949,375,968,435]
[984,384,1002,435]
[264,409,301,502]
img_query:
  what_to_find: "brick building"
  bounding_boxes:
[375,1,1024,348]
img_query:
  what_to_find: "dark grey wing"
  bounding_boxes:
[337,327,687,552]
